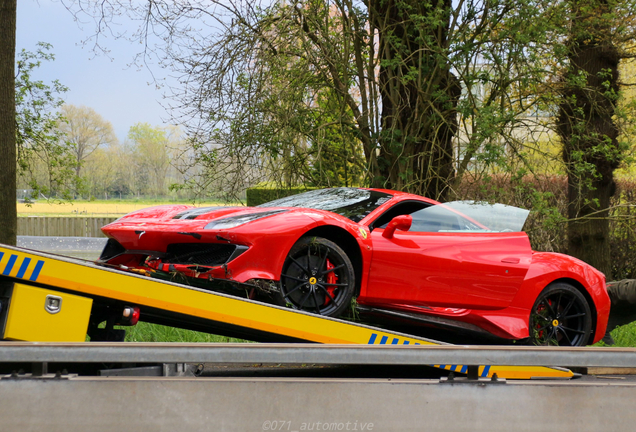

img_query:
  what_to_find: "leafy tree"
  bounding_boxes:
[62,0,636,276]
[127,123,178,197]
[15,44,74,200]
[1,3,73,245]
[81,142,123,198]
[63,1,558,201]
[58,104,117,180]
[306,89,366,187]
[555,0,636,277]
[368,0,460,197]
[108,142,138,198]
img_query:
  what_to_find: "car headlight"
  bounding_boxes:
[204,210,287,230]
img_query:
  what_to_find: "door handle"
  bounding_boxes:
[501,257,520,264]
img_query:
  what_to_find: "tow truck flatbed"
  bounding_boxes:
[0,244,573,379]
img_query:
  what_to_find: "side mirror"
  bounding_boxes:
[382,215,412,239]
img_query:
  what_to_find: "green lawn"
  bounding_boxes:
[122,322,248,343]
[123,320,636,347]
[593,322,636,347]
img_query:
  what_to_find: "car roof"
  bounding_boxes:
[362,187,440,205]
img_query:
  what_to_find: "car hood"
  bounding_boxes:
[101,205,302,248]
[108,205,277,224]
[101,204,350,237]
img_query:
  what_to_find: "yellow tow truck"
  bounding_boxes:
[0,244,573,379]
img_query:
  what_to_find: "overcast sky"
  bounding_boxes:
[16,0,173,142]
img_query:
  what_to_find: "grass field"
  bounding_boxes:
[17,199,236,217]
[121,322,248,343]
[123,320,635,346]
[594,321,636,347]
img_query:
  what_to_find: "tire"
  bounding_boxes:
[279,236,355,317]
[529,282,592,346]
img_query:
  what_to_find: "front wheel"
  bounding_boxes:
[529,283,592,346]
[280,236,355,317]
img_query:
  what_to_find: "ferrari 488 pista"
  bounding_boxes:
[99,187,610,346]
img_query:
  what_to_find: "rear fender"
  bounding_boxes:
[510,252,609,342]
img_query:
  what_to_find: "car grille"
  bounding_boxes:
[164,243,236,266]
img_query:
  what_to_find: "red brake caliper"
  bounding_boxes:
[535,299,551,339]
[323,259,337,306]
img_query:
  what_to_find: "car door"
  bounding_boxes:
[363,204,532,310]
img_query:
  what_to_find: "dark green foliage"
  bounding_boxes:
[122,322,248,343]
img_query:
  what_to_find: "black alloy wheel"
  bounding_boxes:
[529,283,592,346]
[280,236,355,317]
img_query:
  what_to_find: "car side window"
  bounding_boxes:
[409,206,482,232]
[369,201,430,230]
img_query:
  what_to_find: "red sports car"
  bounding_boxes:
[99,187,610,346]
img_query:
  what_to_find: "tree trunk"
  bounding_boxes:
[0,0,17,246]
[369,0,459,200]
[557,0,620,278]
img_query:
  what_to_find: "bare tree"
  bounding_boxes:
[62,1,560,201]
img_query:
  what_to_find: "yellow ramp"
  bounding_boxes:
[0,244,572,379]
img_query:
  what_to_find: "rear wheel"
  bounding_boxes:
[280,236,355,317]
[529,283,592,346]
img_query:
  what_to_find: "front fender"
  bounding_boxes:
[222,213,322,282]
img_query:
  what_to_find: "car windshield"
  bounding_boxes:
[411,201,530,232]
[258,187,392,222]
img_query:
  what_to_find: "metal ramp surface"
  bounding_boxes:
[0,244,573,379]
